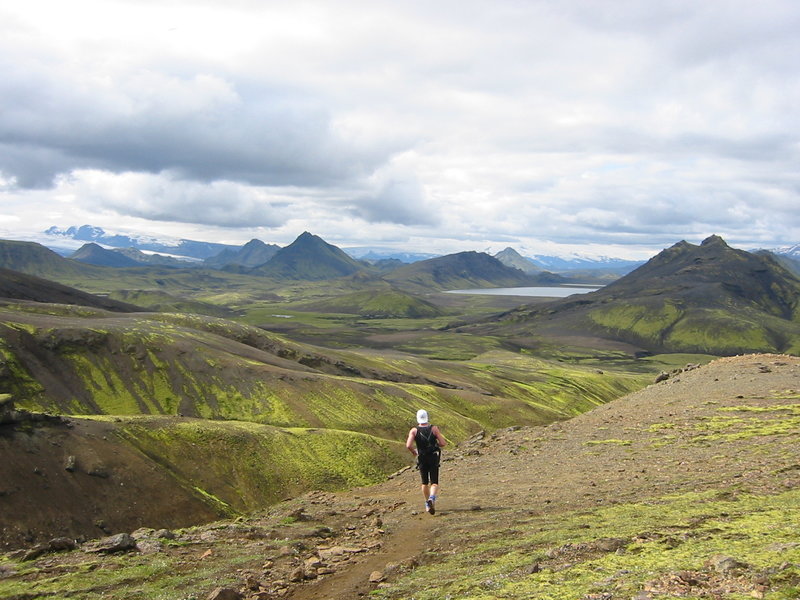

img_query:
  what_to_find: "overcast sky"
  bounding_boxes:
[1,0,798,259]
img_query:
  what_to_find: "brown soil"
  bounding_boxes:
[3,353,799,599]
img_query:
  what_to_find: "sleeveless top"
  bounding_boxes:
[415,425,440,456]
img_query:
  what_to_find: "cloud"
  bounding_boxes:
[0,58,399,189]
[60,170,298,228]
[347,157,441,226]
[0,0,799,256]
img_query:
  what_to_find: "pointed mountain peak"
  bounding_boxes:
[71,242,139,267]
[252,232,362,280]
[700,234,728,247]
[493,247,543,274]
[242,238,268,249]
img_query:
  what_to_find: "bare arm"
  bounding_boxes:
[406,427,418,455]
[432,425,447,448]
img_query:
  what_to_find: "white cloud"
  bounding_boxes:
[0,0,798,257]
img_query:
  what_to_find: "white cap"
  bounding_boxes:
[416,409,429,424]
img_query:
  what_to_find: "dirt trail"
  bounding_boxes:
[288,447,492,599]
[284,354,800,599]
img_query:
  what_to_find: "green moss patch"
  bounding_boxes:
[376,489,800,600]
[115,418,407,512]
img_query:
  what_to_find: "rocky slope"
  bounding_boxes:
[2,354,799,599]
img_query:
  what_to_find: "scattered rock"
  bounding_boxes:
[87,465,110,478]
[48,537,77,552]
[655,372,670,383]
[304,567,318,580]
[317,546,365,560]
[20,537,77,561]
[64,455,77,472]
[0,395,14,424]
[21,544,49,562]
[287,508,310,521]
[155,528,176,540]
[0,563,17,578]
[243,574,262,590]
[136,539,163,554]
[369,570,385,583]
[524,562,541,574]
[84,533,137,554]
[707,554,746,573]
[593,537,628,553]
[206,587,242,600]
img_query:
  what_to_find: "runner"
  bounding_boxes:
[406,409,447,515]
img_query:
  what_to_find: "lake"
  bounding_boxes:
[446,286,601,297]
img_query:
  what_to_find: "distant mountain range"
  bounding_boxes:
[525,253,644,274]
[41,224,800,277]
[3,231,799,358]
[45,225,237,260]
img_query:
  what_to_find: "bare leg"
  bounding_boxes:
[421,484,430,501]
[429,483,439,500]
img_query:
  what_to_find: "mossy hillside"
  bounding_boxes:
[588,300,683,344]
[299,289,445,318]
[107,289,236,318]
[2,311,558,443]
[588,301,800,355]
[1,323,605,442]
[115,418,407,512]
[0,324,46,400]
[0,534,257,600]
[377,489,800,600]
[0,302,653,443]
[464,352,647,417]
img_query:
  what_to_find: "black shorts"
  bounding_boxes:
[418,453,440,486]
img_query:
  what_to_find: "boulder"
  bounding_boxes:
[0,395,17,424]
[84,533,137,554]
[369,570,385,583]
[206,588,241,600]
[48,537,77,552]
[707,554,747,573]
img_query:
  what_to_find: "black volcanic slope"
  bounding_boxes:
[71,243,141,267]
[205,239,280,269]
[383,250,562,291]
[478,235,800,356]
[0,268,140,312]
[251,232,364,280]
[0,239,99,279]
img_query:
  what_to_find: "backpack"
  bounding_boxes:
[415,425,440,457]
